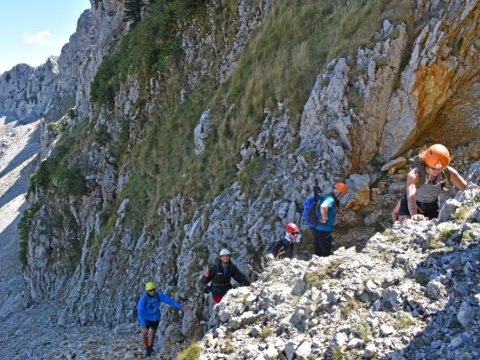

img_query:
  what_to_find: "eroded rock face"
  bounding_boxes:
[299,22,408,172]
[380,2,480,160]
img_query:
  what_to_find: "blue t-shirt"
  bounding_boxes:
[313,194,336,232]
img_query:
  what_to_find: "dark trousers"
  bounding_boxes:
[310,228,333,257]
[399,193,439,219]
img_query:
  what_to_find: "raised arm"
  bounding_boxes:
[201,264,216,284]
[447,166,467,191]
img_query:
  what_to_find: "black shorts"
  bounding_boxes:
[144,320,159,331]
[398,193,439,219]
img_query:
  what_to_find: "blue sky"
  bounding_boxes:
[0,0,91,75]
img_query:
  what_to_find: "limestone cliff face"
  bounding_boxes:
[380,0,480,159]
[0,0,125,122]
[3,0,480,357]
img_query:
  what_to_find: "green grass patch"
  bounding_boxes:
[350,317,372,340]
[394,311,415,330]
[177,341,201,360]
[91,0,205,107]
[415,272,429,286]
[261,326,273,339]
[18,203,41,265]
[29,122,88,197]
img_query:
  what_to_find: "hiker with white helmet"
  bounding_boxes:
[202,248,250,303]
[396,144,467,222]
[137,281,188,358]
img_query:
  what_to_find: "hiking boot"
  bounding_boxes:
[148,347,154,355]
[143,348,150,358]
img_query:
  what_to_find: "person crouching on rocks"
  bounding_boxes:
[202,248,250,304]
[264,222,301,259]
[137,282,187,358]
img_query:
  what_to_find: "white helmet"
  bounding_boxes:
[219,248,231,256]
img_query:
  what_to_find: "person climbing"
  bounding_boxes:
[264,222,301,259]
[396,144,467,222]
[202,248,250,304]
[137,281,187,358]
[308,182,348,257]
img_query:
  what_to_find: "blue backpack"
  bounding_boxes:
[302,193,324,227]
[303,181,328,227]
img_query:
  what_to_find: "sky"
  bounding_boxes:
[0,0,91,75]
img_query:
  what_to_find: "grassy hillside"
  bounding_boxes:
[28,0,419,246]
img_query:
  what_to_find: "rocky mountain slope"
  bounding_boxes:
[0,0,479,359]
[200,165,480,360]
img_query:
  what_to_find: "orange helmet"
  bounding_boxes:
[285,223,299,234]
[423,144,450,169]
[334,182,348,194]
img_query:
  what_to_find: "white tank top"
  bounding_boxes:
[416,171,446,203]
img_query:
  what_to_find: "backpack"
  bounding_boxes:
[143,292,160,307]
[263,239,285,256]
[410,155,451,189]
[302,184,325,227]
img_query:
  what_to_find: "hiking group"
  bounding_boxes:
[137,143,469,358]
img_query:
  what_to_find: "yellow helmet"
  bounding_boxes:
[145,282,156,291]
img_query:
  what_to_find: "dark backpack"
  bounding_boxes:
[263,239,285,256]
[302,184,325,227]
[142,292,160,308]
[410,155,451,189]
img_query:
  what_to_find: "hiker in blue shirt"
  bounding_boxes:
[309,182,348,257]
[138,281,187,358]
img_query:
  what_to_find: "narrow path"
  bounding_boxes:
[0,117,41,322]
[0,118,147,359]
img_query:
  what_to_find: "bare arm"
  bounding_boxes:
[406,169,419,216]
[320,204,328,223]
[447,166,467,191]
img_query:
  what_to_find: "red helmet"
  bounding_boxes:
[285,223,299,234]
[423,144,450,169]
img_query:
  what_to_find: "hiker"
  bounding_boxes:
[264,223,301,259]
[396,144,467,222]
[308,182,348,257]
[137,281,187,358]
[202,248,250,304]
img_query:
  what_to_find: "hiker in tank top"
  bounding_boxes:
[396,144,467,222]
